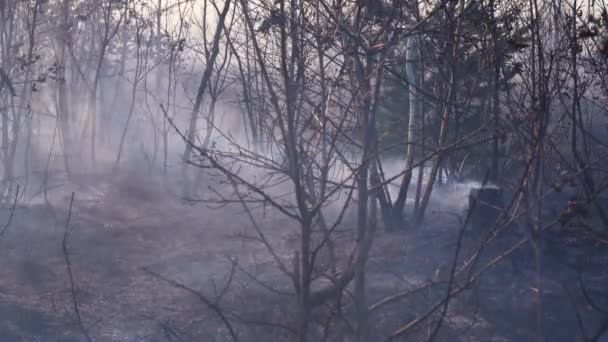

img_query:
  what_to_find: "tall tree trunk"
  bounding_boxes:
[109,30,129,146]
[391,35,418,228]
[354,45,383,340]
[489,0,501,182]
[354,115,370,342]
[181,0,232,196]
[413,60,426,215]
[0,2,15,200]
[57,0,72,177]
[416,0,462,224]
[19,0,40,197]
[114,24,143,170]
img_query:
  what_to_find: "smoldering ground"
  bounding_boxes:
[0,105,606,341]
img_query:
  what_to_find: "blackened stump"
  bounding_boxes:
[468,187,504,232]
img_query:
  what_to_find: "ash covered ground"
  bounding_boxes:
[0,168,606,342]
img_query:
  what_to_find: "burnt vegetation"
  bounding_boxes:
[0,0,608,341]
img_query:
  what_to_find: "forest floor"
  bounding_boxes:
[0,168,607,341]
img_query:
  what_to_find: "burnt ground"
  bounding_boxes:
[0,172,607,341]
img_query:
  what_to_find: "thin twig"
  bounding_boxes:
[62,192,93,342]
[141,267,238,342]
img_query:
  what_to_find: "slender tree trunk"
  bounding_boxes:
[355,123,370,342]
[181,0,232,196]
[0,4,12,198]
[392,35,419,228]
[192,96,218,191]
[417,79,453,224]
[109,30,129,145]
[414,60,426,215]
[416,0,463,224]
[57,0,72,177]
[114,27,142,170]
[489,0,501,182]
